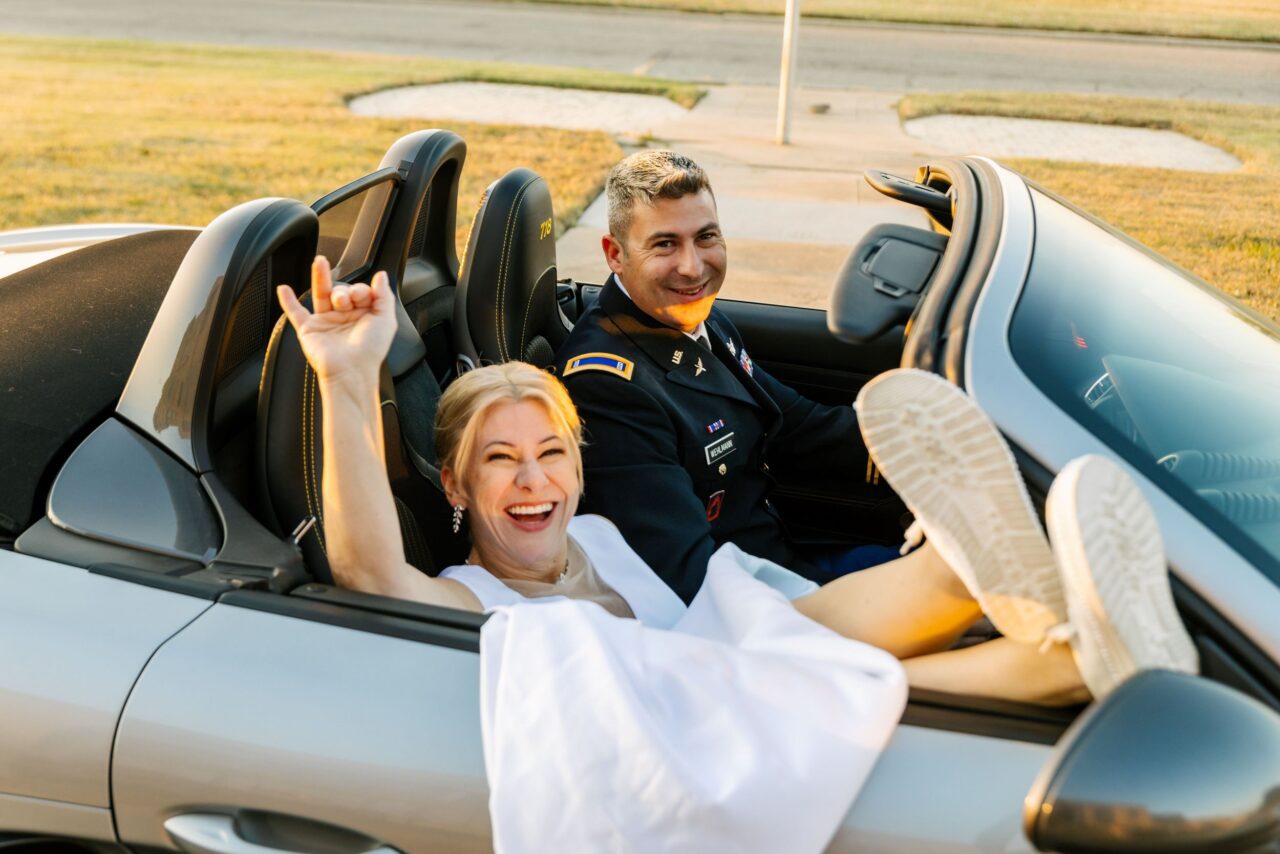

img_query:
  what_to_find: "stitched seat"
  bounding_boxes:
[256,131,472,583]
[256,300,464,582]
[453,168,569,371]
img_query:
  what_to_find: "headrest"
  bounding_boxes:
[453,168,567,370]
[117,198,317,472]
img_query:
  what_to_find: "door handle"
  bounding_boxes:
[165,812,401,854]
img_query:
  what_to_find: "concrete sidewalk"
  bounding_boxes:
[556,86,941,308]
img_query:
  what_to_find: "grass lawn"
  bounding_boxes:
[0,35,700,244]
[899,92,1280,322]
[512,0,1280,42]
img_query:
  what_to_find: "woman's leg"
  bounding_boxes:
[793,541,984,659]
[904,638,1088,706]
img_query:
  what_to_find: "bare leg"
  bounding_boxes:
[905,639,1089,706]
[794,542,983,659]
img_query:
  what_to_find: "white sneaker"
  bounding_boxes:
[1045,455,1199,701]
[855,368,1066,644]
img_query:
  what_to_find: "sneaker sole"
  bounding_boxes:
[1046,455,1199,700]
[855,369,1065,644]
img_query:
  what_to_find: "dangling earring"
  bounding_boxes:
[452,504,465,534]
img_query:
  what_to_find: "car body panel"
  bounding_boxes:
[111,594,1049,852]
[836,725,1045,852]
[0,223,189,281]
[0,549,210,807]
[0,792,115,843]
[112,600,491,851]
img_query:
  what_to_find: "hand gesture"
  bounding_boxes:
[277,256,397,385]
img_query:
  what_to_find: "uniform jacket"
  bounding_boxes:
[555,278,874,602]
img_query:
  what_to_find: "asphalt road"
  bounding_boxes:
[3,0,1279,104]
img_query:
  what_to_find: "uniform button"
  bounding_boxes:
[718,463,728,475]
[761,462,771,473]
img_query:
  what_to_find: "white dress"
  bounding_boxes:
[439,513,819,627]
[463,515,908,854]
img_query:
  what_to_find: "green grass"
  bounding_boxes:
[899,92,1280,321]
[511,0,1280,42]
[0,35,701,243]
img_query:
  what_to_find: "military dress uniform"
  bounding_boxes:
[555,278,882,603]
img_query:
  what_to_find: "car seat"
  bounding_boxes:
[257,131,473,583]
[452,168,568,372]
[256,298,463,583]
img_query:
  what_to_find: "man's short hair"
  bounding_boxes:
[606,150,713,241]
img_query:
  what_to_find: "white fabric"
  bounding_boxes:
[441,515,692,627]
[479,542,907,854]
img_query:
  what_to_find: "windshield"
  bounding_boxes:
[1010,188,1280,585]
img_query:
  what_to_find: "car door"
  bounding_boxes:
[111,589,491,852]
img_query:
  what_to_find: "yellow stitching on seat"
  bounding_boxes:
[519,276,546,361]
[259,315,287,399]
[301,364,314,532]
[497,181,533,361]
[459,188,490,282]
[303,366,326,555]
[311,368,326,554]
[495,177,538,362]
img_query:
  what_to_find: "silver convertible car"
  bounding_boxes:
[3,130,1280,853]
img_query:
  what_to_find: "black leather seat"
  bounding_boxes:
[453,168,569,371]
[256,131,472,583]
[256,300,464,583]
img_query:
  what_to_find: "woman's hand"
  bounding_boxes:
[277,256,397,385]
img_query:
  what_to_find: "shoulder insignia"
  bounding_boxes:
[563,352,634,381]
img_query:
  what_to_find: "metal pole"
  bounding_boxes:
[776,0,800,145]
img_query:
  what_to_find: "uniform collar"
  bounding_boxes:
[611,274,709,344]
[598,278,765,411]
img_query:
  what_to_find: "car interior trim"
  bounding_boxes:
[941,158,1005,388]
[901,160,980,373]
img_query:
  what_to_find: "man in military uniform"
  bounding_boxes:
[555,151,894,602]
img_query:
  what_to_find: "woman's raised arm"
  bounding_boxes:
[277,257,480,611]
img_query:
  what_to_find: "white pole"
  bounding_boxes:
[776,0,801,145]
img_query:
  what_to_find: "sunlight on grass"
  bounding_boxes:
[0,35,700,244]
[900,92,1280,322]
[509,0,1280,42]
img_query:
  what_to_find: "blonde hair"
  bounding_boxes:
[606,150,713,241]
[435,362,584,498]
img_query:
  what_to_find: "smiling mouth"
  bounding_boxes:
[668,282,707,301]
[506,502,556,526]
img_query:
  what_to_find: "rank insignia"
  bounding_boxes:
[705,419,725,434]
[706,490,725,522]
[694,357,706,376]
[564,352,634,381]
[738,348,754,376]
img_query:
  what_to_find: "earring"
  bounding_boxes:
[452,504,465,534]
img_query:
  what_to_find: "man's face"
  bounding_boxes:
[603,189,727,333]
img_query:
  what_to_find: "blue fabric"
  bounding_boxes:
[803,544,900,581]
